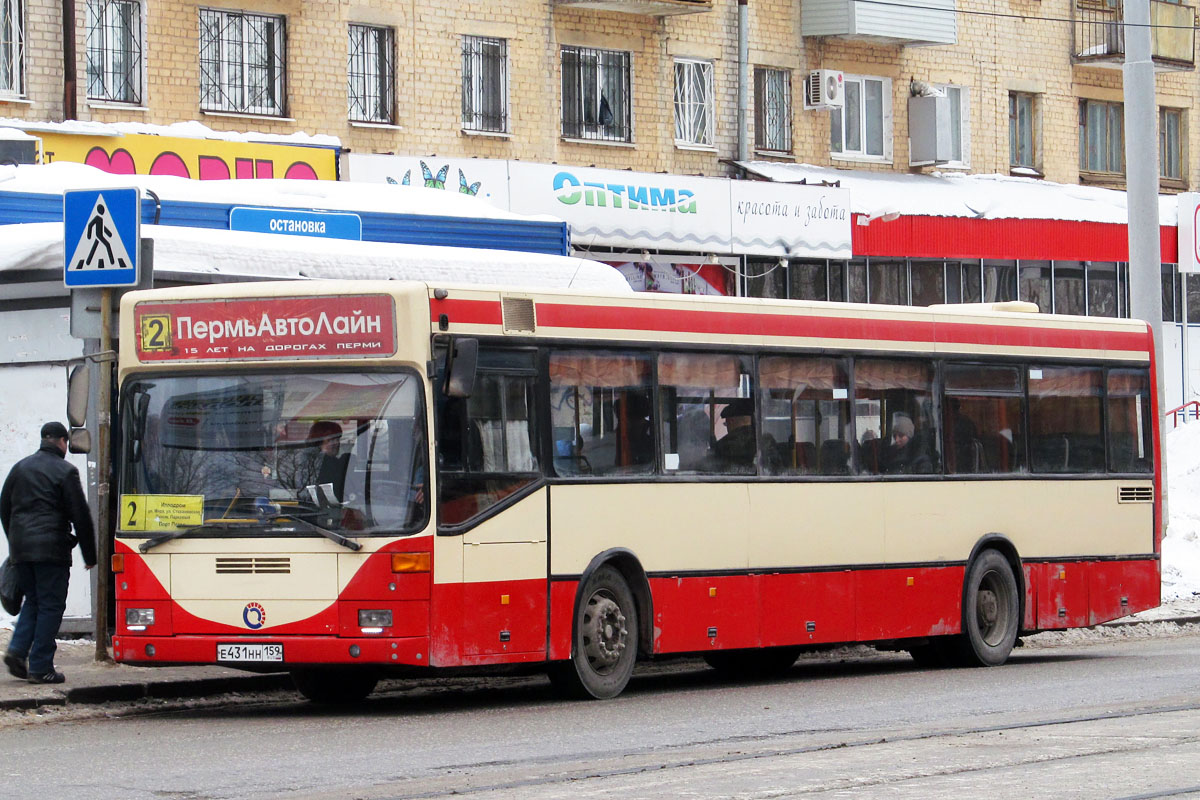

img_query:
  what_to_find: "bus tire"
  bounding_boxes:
[703,646,800,679]
[291,668,379,704]
[953,549,1020,667]
[549,565,638,700]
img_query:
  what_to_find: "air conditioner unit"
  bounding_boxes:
[805,69,844,110]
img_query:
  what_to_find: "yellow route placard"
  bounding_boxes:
[120,494,204,531]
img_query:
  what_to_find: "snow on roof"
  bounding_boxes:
[0,222,631,293]
[0,162,560,223]
[736,162,1179,227]
[0,127,38,141]
[0,116,341,147]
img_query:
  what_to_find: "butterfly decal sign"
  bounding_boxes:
[385,160,481,196]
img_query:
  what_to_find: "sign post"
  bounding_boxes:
[64,187,141,663]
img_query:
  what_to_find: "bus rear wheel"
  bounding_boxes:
[291,668,379,704]
[549,565,638,700]
[952,549,1020,667]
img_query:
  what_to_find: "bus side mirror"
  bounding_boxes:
[67,364,90,428]
[444,338,479,399]
[68,428,92,455]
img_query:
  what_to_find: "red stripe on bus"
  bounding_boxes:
[430,298,503,325]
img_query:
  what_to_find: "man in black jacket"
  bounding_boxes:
[1,422,96,684]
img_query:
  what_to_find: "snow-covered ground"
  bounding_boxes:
[3,422,1200,631]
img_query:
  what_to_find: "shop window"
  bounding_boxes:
[199,8,286,116]
[910,260,945,306]
[463,35,508,133]
[754,67,792,153]
[847,259,868,303]
[659,353,756,475]
[1163,264,1180,322]
[348,24,395,124]
[743,258,787,299]
[946,261,982,304]
[1087,261,1118,317]
[943,364,1025,474]
[983,260,1018,303]
[1028,366,1104,473]
[561,46,631,142]
[868,259,907,304]
[853,359,939,475]
[87,0,142,104]
[760,356,852,475]
[550,351,654,476]
[1019,260,1052,313]
[829,261,847,302]
[1054,261,1086,315]
[790,260,828,301]
[1107,369,1154,473]
[1187,274,1200,322]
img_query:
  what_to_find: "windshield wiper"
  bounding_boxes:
[268,512,362,551]
[138,522,255,553]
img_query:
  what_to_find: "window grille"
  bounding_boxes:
[0,0,23,96]
[199,8,286,116]
[348,23,394,123]
[87,0,142,103]
[561,46,631,142]
[754,67,791,153]
[674,59,713,147]
[462,35,507,133]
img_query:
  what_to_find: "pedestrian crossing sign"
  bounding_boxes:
[63,187,140,287]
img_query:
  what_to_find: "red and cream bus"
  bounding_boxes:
[112,281,1161,701]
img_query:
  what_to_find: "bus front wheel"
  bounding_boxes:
[953,549,1020,667]
[549,565,638,700]
[291,668,379,704]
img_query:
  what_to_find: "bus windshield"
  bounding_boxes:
[120,371,427,537]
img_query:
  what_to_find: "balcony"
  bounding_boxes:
[1073,0,1196,71]
[801,0,956,45]
[554,0,711,15]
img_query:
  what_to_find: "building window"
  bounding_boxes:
[86,0,141,104]
[199,8,286,116]
[754,67,791,153]
[0,0,22,96]
[462,35,507,133]
[831,74,890,160]
[1009,92,1038,170]
[1160,107,1185,182]
[1079,99,1123,175]
[348,24,394,124]
[674,58,713,147]
[561,46,631,142]
[937,84,969,167]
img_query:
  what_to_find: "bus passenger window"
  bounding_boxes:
[1029,366,1104,474]
[854,359,939,476]
[1106,369,1153,473]
[942,364,1026,475]
[549,351,654,477]
[659,353,756,475]
[759,356,852,476]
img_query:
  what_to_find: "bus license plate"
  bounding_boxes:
[216,643,283,662]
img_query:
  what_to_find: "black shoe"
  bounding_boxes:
[27,670,65,685]
[3,652,27,680]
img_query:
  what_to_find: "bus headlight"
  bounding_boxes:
[126,608,155,629]
[358,610,393,628]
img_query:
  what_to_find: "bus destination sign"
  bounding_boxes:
[134,295,397,361]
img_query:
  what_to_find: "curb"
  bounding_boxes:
[1102,614,1200,629]
[0,673,292,712]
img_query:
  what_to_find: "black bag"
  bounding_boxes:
[0,557,22,616]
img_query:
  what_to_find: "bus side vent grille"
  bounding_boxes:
[501,297,536,334]
[1118,486,1153,504]
[215,557,291,574]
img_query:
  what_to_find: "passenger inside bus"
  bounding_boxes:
[308,420,351,502]
[880,414,933,475]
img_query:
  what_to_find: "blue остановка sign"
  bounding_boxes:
[229,207,363,241]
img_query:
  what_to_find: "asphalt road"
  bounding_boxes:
[4,630,1200,800]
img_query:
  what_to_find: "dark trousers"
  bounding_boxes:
[8,563,70,675]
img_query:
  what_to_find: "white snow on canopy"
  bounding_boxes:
[0,222,631,293]
[0,117,340,147]
[737,161,1179,227]
[0,162,561,223]
[0,127,38,141]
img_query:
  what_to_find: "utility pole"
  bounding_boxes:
[95,287,112,662]
[1122,0,1168,523]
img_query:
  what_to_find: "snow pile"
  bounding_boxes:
[737,161,1179,227]
[1163,421,1200,599]
[0,117,340,147]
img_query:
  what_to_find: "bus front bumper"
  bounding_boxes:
[112,634,432,667]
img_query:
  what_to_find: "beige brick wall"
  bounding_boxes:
[9,0,1200,191]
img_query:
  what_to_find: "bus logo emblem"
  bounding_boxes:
[243,602,266,630]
